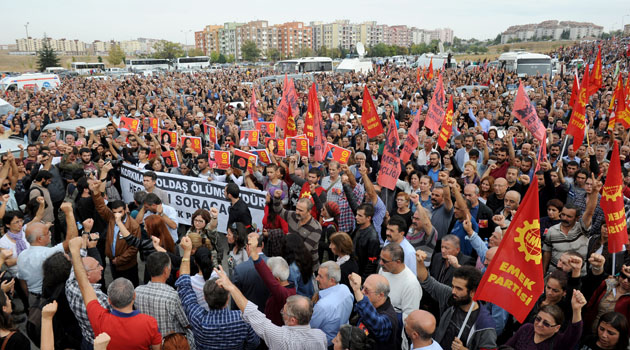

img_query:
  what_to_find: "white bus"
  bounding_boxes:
[175,56,210,70]
[498,52,552,77]
[45,67,65,73]
[274,57,333,74]
[125,59,171,72]
[71,62,105,75]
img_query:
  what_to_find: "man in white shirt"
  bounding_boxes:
[138,193,180,243]
[378,243,422,322]
[384,216,417,274]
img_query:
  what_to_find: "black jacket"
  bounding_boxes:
[352,224,381,279]
[430,252,475,286]
[227,198,252,229]
[474,201,495,240]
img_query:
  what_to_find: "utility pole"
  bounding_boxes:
[24,22,30,38]
[181,29,192,56]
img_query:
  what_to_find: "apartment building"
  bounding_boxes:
[501,20,604,43]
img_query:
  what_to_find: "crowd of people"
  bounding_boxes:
[0,37,629,350]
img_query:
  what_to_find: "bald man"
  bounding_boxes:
[17,202,78,299]
[405,310,442,350]
[348,273,401,350]
[485,177,508,212]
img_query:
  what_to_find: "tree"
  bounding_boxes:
[36,36,60,72]
[241,40,260,62]
[152,40,184,59]
[226,54,235,63]
[561,30,570,40]
[107,44,125,65]
[187,48,205,57]
[217,53,227,64]
[316,46,328,57]
[369,43,391,57]
[265,48,281,61]
[210,51,220,63]
[97,56,103,63]
[299,47,313,58]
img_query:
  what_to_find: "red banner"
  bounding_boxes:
[567,66,589,150]
[438,96,454,150]
[361,86,384,138]
[587,46,602,97]
[212,150,231,170]
[474,176,544,323]
[512,82,546,143]
[326,143,352,164]
[377,113,401,190]
[312,89,327,162]
[159,129,178,148]
[305,83,320,143]
[161,150,179,168]
[240,130,259,147]
[249,86,259,120]
[569,73,579,108]
[272,75,298,138]
[265,137,286,157]
[400,109,420,163]
[426,58,434,80]
[181,136,203,154]
[601,141,630,253]
[614,77,630,128]
[423,73,446,134]
[119,117,140,133]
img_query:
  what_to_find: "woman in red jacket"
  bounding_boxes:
[584,265,630,334]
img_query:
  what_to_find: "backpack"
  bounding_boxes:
[17,186,44,207]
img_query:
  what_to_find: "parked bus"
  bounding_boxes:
[125,59,171,72]
[274,57,333,74]
[71,62,105,75]
[498,51,552,77]
[45,67,65,73]
[175,56,210,70]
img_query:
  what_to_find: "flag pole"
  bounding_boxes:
[559,135,570,170]
[457,301,476,339]
[612,254,616,277]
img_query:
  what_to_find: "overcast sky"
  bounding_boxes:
[2,0,629,45]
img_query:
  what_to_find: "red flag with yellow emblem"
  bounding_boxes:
[437,96,454,150]
[587,46,602,97]
[377,113,401,191]
[474,176,544,323]
[567,66,589,150]
[361,86,384,138]
[426,58,434,80]
[601,141,630,254]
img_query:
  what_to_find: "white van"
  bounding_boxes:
[0,73,61,92]
[335,58,373,74]
[41,117,120,142]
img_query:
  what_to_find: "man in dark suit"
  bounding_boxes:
[231,233,270,312]
[429,234,475,286]
[464,184,495,240]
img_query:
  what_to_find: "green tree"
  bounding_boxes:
[369,43,391,57]
[561,30,570,40]
[217,53,227,63]
[298,47,313,58]
[187,48,205,57]
[97,56,103,63]
[152,40,184,59]
[210,51,220,63]
[316,46,328,57]
[226,54,235,63]
[36,36,60,72]
[265,48,281,61]
[107,44,126,65]
[241,40,260,62]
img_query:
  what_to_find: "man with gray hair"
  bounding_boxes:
[378,243,422,322]
[215,247,327,349]
[310,261,354,345]
[67,236,162,349]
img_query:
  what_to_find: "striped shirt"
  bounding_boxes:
[542,218,590,274]
[175,274,259,350]
[273,197,322,271]
[242,301,327,350]
[134,281,190,337]
[65,277,111,344]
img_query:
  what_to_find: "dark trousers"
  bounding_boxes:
[81,337,94,350]
[110,263,139,287]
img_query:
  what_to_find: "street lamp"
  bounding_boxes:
[181,29,192,56]
[24,22,29,38]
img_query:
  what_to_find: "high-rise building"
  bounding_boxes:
[501,20,603,43]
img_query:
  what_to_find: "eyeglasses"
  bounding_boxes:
[534,316,556,328]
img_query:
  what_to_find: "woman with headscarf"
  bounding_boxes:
[319,201,340,263]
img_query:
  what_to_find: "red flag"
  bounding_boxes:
[569,72,579,108]
[377,113,401,190]
[400,109,420,163]
[601,141,630,253]
[249,86,259,120]
[361,86,384,138]
[566,67,589,150]
[312,85,327,162]
[474,176,544,323]
[272,75,298,137]
[423,73,446,133]
[511,82,546,143]
[305,83,321,144]
[437,96,454,150]
[587,46,602,97]
[615,77,630,128]
[426,58,434,80]
[286,103,297,137]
